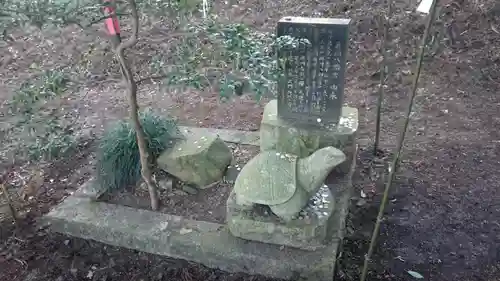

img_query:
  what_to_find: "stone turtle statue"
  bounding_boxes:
[233,146,346,221]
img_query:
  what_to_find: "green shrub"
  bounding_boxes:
[96,109,182,191]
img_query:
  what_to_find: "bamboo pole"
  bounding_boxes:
[359,1,440,280]
[373,0,393,155]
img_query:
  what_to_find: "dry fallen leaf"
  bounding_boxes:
[407,270,424,279]
[360,190,367,198]
[179,228,193,235]
[491,24,499,34]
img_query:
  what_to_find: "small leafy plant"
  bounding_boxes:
[151,17,311,99]
[9,70,68,115]
[24,114,77,161]
[0,0,97,32]
[5,70,76,161]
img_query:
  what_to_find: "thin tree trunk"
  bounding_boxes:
[114,0,159,210]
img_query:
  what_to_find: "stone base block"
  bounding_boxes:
[260,100,358,172]
[43,195,339,281]
[227,186,335,251]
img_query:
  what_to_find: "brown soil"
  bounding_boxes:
[103,144,260,223]
[0,0,499,281]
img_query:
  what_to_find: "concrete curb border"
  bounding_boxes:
[42,195,339,280]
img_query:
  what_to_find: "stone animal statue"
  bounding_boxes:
[233,146,346,221]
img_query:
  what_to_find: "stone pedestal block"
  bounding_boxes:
[227,186,335,251]
[260,100,358,173]
[157,132,232,188]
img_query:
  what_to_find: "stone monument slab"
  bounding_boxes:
[277,16,351,126]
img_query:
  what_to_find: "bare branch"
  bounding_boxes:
[82,13,130,29]
[136,75,169,85]
[116,1,139,53]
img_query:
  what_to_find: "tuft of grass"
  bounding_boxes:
[96,109,182,192]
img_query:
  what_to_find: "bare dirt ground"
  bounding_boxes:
[1,0,500,280]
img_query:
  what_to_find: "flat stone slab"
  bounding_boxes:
[227,186,335,251]
[42,195,339,281]
[178,126,260,146]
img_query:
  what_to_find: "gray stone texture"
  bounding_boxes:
[227,146,357,251]
[157,133,232,188]
[232,147,345,222]
[178,126,260,146]
[328,144,358,242]
[227,189,335,251]
[260,99,358,172]
[43,195,339,281]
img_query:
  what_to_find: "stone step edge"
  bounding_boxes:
[41,196,339,281]
[178,126,260,146]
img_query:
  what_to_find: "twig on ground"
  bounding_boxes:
[136,74,170,85]
[14,258,28,268]
[1,184,18,223]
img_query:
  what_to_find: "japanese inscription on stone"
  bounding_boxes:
[277,17,351,125]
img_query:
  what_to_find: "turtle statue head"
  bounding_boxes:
[297,146,347,194]
[233,146,346,222]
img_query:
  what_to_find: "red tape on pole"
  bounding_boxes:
[103,0,120,36]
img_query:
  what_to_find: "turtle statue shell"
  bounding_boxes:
[233,151,298,206]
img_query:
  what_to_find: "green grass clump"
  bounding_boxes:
[96,109,182,191]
